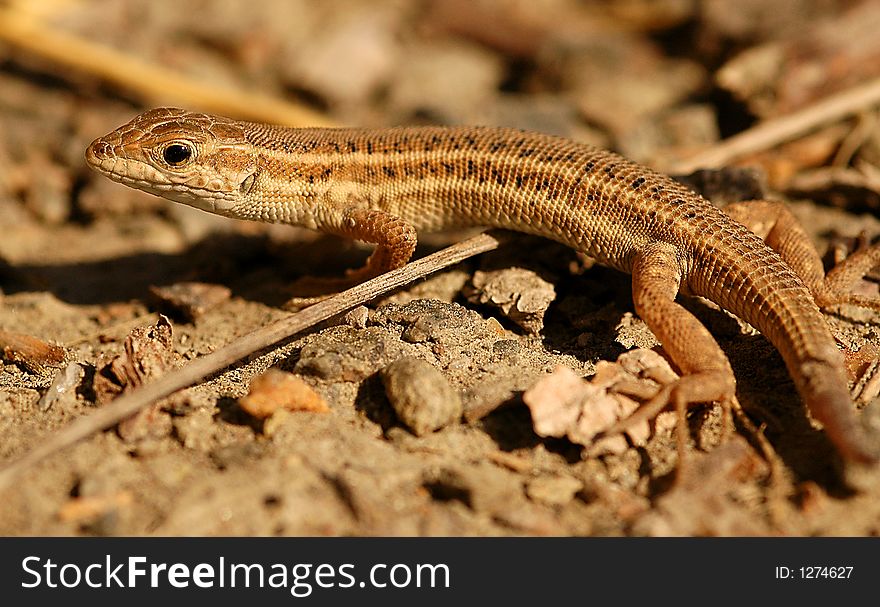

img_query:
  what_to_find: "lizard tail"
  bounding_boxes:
[717,252,878,464]
[753,290,878,464]
[797,360,877,464]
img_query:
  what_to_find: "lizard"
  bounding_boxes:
[85,107,880,464]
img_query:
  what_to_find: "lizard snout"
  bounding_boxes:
[85,137,114,167]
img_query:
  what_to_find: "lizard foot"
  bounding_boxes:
[603,370,737,480]
[815,239,880,313]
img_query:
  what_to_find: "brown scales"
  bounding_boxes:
[86,108,880,465]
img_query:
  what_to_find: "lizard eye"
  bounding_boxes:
[162,143,194,166]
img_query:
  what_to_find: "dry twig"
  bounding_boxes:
[0,232,503,491]
[667,77,880,173]
[0,6,334,127]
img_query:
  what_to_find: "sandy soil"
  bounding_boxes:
[1,0,879,536]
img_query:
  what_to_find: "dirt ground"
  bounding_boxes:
[2,0,880,536]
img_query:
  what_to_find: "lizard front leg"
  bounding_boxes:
[330,207,419,282]
[286,208,418,306]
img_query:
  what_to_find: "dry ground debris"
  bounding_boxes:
[1,0,880,537]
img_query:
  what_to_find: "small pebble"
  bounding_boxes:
[57,491,134,525]
[526,476,584,507]
[343,305,370,329]
[38,361,84,411]
[381,357,462,436]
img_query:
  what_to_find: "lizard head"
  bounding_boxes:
[85,107,258,214]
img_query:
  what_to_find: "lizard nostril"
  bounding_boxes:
[86,139,113,163]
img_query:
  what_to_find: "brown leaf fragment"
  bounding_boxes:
[91,316,177,442]
[239,369,330,419]
[523,352,678,454]
[93,316,175,404]
[849,347,880,404]
[149,282,231,322]
[57,491,134,525]
[93,302,145,327]
[843,343,879,379]
[465,268,555,334]
[0,328,67,374]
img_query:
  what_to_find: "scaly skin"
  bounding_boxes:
[86,107,878,463]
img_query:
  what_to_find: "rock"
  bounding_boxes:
[381,357,462,436]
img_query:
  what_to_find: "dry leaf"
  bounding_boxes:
[240,369,330,419]
[465,267,556,334]
[523,350,677,455]
[92,316,177,441]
